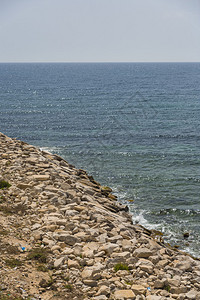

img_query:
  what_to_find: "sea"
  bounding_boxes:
[0,62,200,258]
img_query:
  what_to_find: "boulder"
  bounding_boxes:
[32,174,50,181]
[56,233,79,245]
[114,289,136,299]
[131,284,146,295]
[54,257,65,268]
[186,290,199,300]
[134,247,153,258]
[68,259,79,269]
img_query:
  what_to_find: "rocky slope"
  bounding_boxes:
[0,131,200,300]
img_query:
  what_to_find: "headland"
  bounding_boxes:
[0,132,199,299]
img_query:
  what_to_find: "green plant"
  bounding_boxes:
[39,277,54,288]
[0,195,6,203]
[0,242,19,255]
[0,180,11,189]
[163,285,171,292]
[125,280,133,285]
[37,264,48,272]
[0,205,13,215]
[0,296,23,300]
[0,229,9,235]
[114,263,129,272]
[63,276,69,282]
[5,258,22,268]
[64,284,73,290]
[60,273,69,282]
[0,204,27,216]
[27,247,49,263]
[101,186,112,193]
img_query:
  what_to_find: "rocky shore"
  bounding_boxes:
[0,132,200,300]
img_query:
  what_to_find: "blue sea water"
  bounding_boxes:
[0,62,200,257]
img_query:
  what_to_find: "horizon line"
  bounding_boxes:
[0,61,200,64]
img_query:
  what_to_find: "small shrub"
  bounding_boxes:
[0,195,6,203]
[163,285,171,292]
[0,229,9,235]
[37,264,48,272]
[0,204,27,216]
[60,273,69,281]
[63,276,69,282]
[0,205,13,215]
[0,180,11,189]
[64,284,73,290]
[0,242,19,255]
[27,247,49,263]
[39,277,54,288]
[0,295,23,300]
[14,204,28,215]
[125,280,133,285]
[5,258,22,268]
[114,263,129,272]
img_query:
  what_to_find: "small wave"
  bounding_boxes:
[186,177,200,183]
[154,208,200,217]
[129,208,200,258]
[152,134,200,140]
[117,151,132,156]
[40,146,63,154]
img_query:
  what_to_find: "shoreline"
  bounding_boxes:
[0,131,200,299]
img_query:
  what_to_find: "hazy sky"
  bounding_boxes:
[0,0,200,62]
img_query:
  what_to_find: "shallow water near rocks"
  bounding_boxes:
[0,62,200,257]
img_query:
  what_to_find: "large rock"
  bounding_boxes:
[100,243,119,255]
[97,285,110,296]
[112,252,130,259]
[170,286,187,294]
[93,296,108,300]
[81,263,104,280]
[186,290,199,300]
[82,249,94,258]
[154,279,166,289]
[134,247,153,258]
[68,259,79,269]
[55,233,80,245]
[146,296,162,300]
[54,257,65,268]
[32,174,50,181]
[81,267,93,280]
[131,284,146,295]
[17,183,32,189]
[173,259,193,272]
[114,289,135,299]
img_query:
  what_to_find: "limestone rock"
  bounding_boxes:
[114,289,136,299]
[55,233,79,245]
[54,257,65,268]
[93,296,108,300]
[68,259,79,269]
[146,296,162,300]
[131,284,146,295]
[134,247,153,258]
[100,243,119,255]
[97,285,110,296]
[186,290,199,300]
[32,174,50,181]
[83,279,97,287]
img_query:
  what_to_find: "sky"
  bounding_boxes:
[0,0,200,62]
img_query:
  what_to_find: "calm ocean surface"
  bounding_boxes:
[0,63,200,257]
